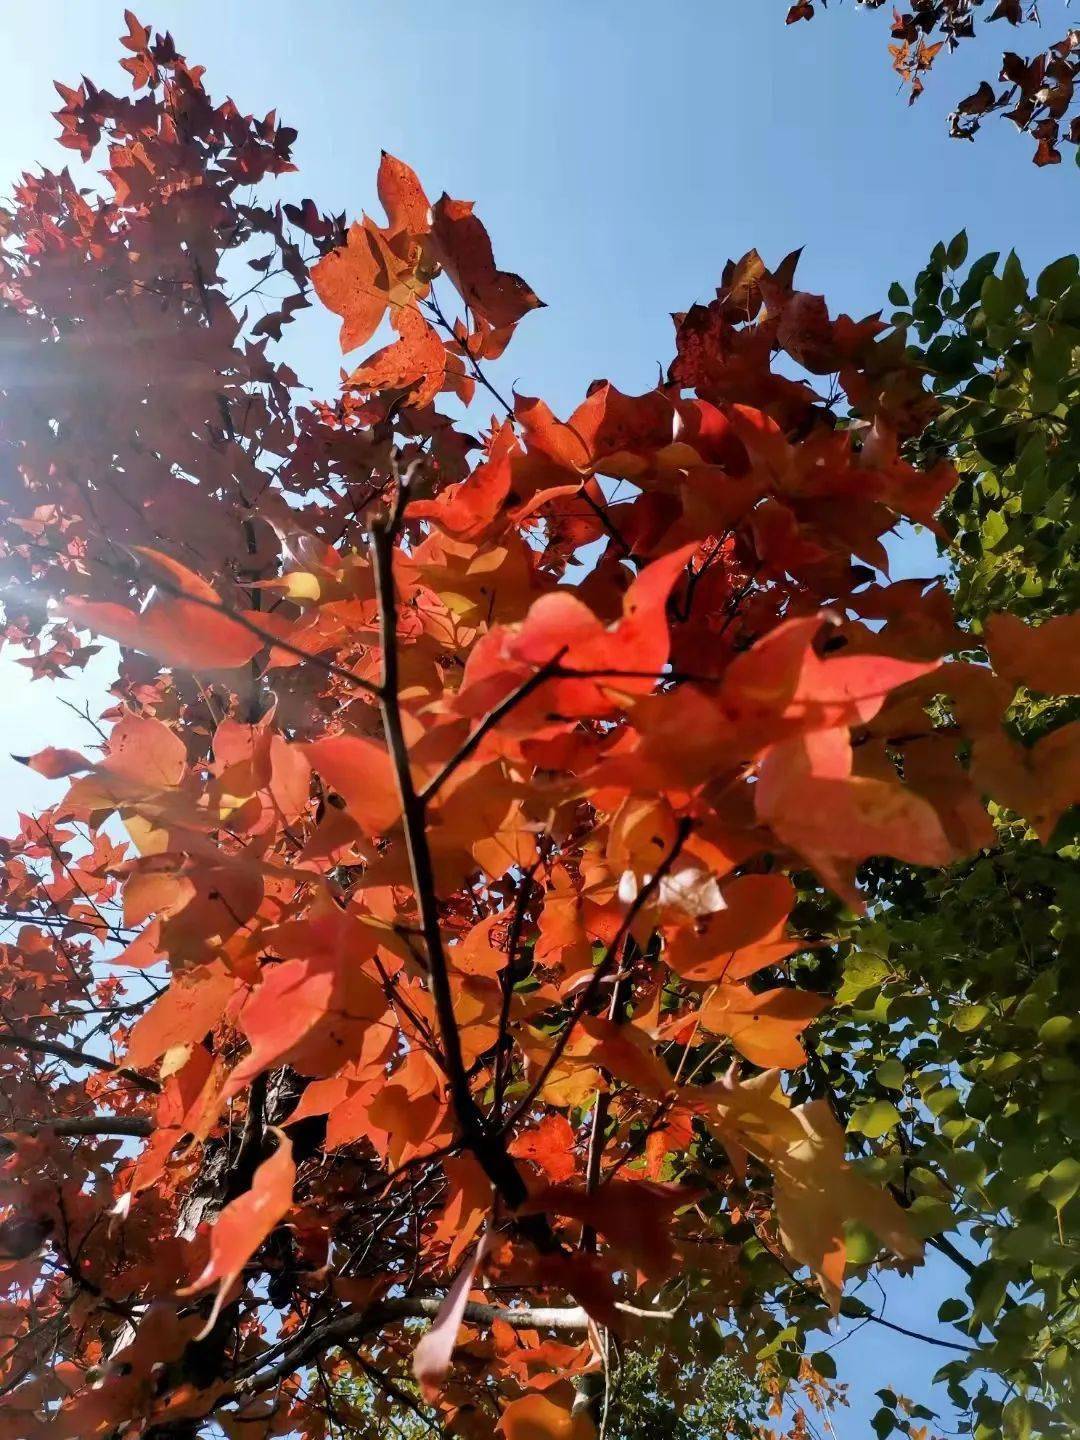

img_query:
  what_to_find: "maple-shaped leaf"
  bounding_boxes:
[104,708,187,789]
[971,723,1080,843]
[664,873,799,983]
[311,153,432,353]
[704,1073,920,1309]
[509,1113,579,1183]
[455,542,695,725]
[410,422,516,539]
[125,962,239,1070]
[429,193,544,329]
[773,1098,921,1310]
[312,221,429,352]
[757,727,955,898]
[228,907,389,1087]
[347,306,450,408]
[720,614,938,736]
[525,1180,694,1279]
[699,983,828,1068]
[62,707,189,820]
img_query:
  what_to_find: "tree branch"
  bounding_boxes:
[418,656,566,806]
[229,1295,678,1400]
[0,1031,161,1094]
[369,508,553,1246]
[5,1116,154,1138]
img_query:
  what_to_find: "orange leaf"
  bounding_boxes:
[509,1114,579,1183]
[985,611,1080,697]
[413,1228,495,1401]
[61,592,262,671]
[125,962,239,1070]
[377,150,431,234]
[498,1395,596,1440]
[300,734,401,835]
[104,709,187,789]
[757,728,955,886]
[181,1129,295,1328]
[311,218,428,353]
[229,909,388,1086]
[699,984,828,1068]
[664,873,797,984]
[13,747,90,779]
[347,306,449,408]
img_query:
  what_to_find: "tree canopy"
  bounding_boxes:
[786,0,1080,165]
[0,15,1077,1440]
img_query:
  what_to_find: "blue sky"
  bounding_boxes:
[0,3,1074,1432]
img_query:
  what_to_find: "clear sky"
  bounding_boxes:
[0,3,1074,1432]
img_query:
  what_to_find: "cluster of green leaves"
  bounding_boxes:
[812,243,1080,1440]
[826,836,1080,1439]
[891,237,1080,622]
[603,1347,757,1440]
[703,240,1080,1440]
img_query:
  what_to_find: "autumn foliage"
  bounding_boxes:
[0,16,1077,1440]
[788,0,1080,165]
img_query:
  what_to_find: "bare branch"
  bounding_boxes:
[5,1116,154,1138]
[0,1031,161,1094]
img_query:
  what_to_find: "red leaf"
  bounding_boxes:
[430,193,544,329]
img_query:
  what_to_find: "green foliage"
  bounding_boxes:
[605,1347,757,1440]
[318,1364,435,1439]
[802,239,1080,1438]
[899,235,1080,622]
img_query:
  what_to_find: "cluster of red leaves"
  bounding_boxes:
[787,0,1080,165]
[0,15,1077,1440]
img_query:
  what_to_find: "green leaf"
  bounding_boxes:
[888,281,909,307]
[874,1058,906,1091]
[907,1196,955,1238]
[1001,250,1028,308]
[926,1085,961,1117]
[954,1002,990,1032]
[980,509,1008,552]
[845,1221,880,1266]
[1041,1158,1080,1210]
[1038,1015,1077,1048]
[849,1100,902,1139]
[1002,1395,1033,1440]
[837,951,891,1003]
[871,1406,896,1439]
[1036,255,1079,300]
[809,1350,837,1380]
[946,230,969,270]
